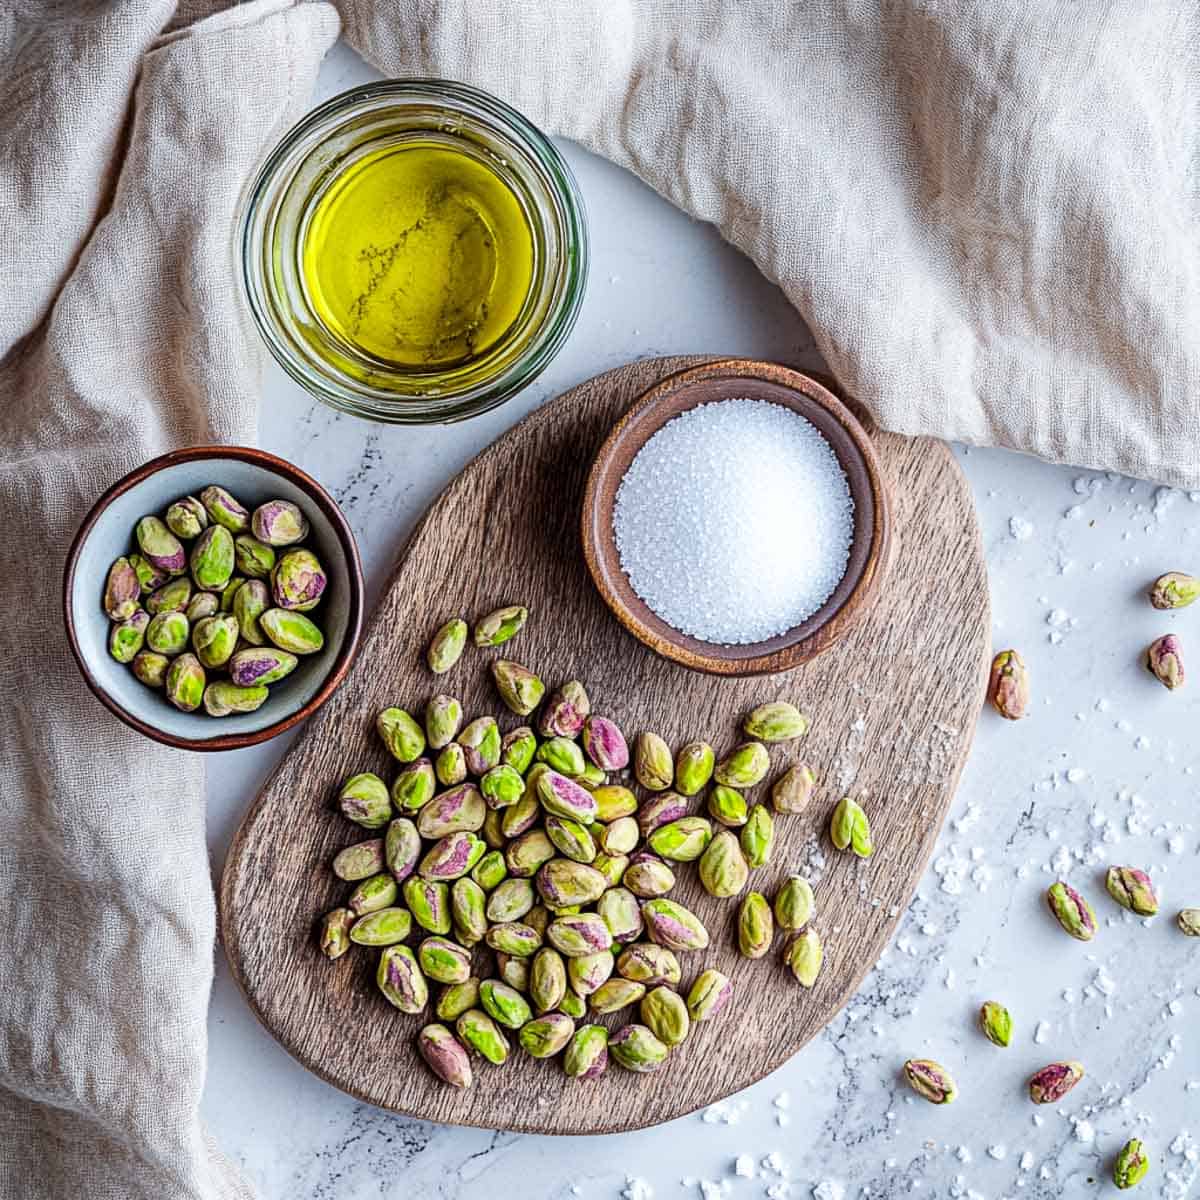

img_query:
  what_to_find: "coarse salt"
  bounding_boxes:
[613,399,854,644]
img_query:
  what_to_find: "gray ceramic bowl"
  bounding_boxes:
[64,446,363,751]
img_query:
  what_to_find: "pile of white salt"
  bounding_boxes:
[613,398,855,645]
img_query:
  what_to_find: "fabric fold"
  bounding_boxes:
[338,0,1200,486]
[0,3,337,1198]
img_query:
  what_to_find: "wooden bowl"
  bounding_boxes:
[63,446,364,751]
[581,359,891,675]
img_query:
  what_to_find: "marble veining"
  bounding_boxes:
[204,42,1198,1200]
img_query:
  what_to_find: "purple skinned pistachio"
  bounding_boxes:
[1029,1060,1084,1104]
[536,769,598,823]
[103,557,140,621]
[547,913,613,958]
[384,817,421,882]
[251,499,310,547]
[582,715,629,771]
[1147,634,1184,690]
[271,548,326,612]
[417,1024,473,1088]
[418,832,485,881]
[135,515,187,575]
[228,646,298,687]
[642,898,710,952]
[415,783,485,839]
[636,792,689,839]
[377,946,428,1013]
[200,486,250,534]
[538,681,591,738]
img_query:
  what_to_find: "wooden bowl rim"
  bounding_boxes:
[62,445,365,752]
[581,359,891,676]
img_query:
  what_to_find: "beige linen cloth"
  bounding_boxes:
[2,1,1198,1197]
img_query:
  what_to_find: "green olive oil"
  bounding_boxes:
[301,141,535,370]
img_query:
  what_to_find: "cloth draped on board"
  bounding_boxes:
[1,2,1195,1198]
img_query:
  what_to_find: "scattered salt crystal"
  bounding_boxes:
[955,1147,972,1163]
[988,1145,1007,1160]
[1009,516,1033,541]
[613,399,854,644]
[622,1178,653,1200]
[734,1155,755,1179]
[1169,834,1186,854]
[1073,1119,1095,1144]
[1034,1021,1050,1044]
[1066,768,1086,783]
[812,1183,844,1200]
[698,1181,723,1200]
[1019,1151,1034,1171]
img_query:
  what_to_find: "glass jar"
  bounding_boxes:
[240,80,588,424]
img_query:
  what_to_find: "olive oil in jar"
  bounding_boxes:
[300,141,535,370]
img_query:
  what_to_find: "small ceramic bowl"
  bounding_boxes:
[64,446,364,750]
[581,359,891,676]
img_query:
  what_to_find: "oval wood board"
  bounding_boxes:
[220,355,990,1135]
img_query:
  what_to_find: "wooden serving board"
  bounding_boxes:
[220,356,990,1135]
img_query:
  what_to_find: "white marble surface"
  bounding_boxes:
[204,44,1199,1200]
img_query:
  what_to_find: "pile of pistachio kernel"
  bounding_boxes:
[101,487,327,716]
[318,604,862,1089]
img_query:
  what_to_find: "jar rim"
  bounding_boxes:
[240,79,589,425]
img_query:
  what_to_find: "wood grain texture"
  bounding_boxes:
[220,356,990,1135]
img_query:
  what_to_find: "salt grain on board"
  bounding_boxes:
[613,399,854,644]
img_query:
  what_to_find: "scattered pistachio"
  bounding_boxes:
[203,680,268,716]
[233,534,276,580]
[1028,1060,1084,1104]
[698,829,749,898]
[529,946,568,1014]
[609,1024,669,1073]
[1113,1138,1150,1189]
[350,907,411,947]
[109,609,150,664]
[492,659,545,715]
[377,946,428,1013]
[774,876,815,931]
[635,732,674,791]
[786,927,823,987]
[318,908,353,960]
[403,877,452,935]
[451,877,488,946]
[474,605,528,647]
[427,617,468,674]
[673,740,715,796]
[740,804,775,868]
[593,785,638,822]
[707,784,749,828]
[1178,909,1200,936]
[425,694,463,750]
[456,1008,510,1065]
[616,943,681,987]
[332,838,386,881]
[338,773,392,829]
[1149,571,1200,610]
[145,610,189,656]
[537,735,586,776]
[1146,634,1184,690]
[640,985,690,1046]
[564,1023,609,1080]
[737,891,773,959]
[500,726,538,774]
[581,715,629,771]
[988,649,1029,719]
[460,716,502,775]
[416,1023,472,1088]
[348,873,398,916]
[743,700,810,742]
[260,608,324,654]
[1046,881,1097,941]
[903,1058,958,1104]
[772,763,816,814]
[479,979,532,1030]
[1106,866,1159,916]
[714,741,770,788]
[623,854,676,899]
[686,969,732,1023]
[419,831,485,881]
[979,1000,1012,1048]
[190,525,235,591]
[642,898,709,952]
[136,515,187,575]
[649,816,713,862]
[384,817,422,882]
[539,681,590,738]
[192,613,239,669]
[377,707,426,763]
[435,742,468,787]
[418,935,473,984]
[232,577,268,646]
[131,649,170,688]
[830,796,873,858]
[436,978,481,1022]
[519,1012,574,1058]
